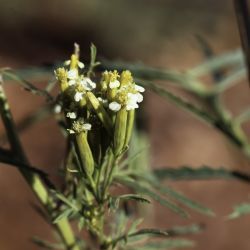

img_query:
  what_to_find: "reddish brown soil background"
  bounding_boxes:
[1,1,250,249]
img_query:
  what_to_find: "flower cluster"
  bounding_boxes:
[100,70,145,112]
[54,47,145,176]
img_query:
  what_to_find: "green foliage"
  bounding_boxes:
[1,44,250,250]
[228,202,250,219]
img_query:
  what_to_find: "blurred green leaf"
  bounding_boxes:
[228,202,250,219]
[32,237,64,249]
[167,224,204,236]
[188,49,244,77]
[153,166,250,183]
[87,43,101,76]
[1,69,53,101]
[137,79,216,125]
[141,239,194,250]
[51,190,79,212]
[132,172,214,216]
[113,228,170,247]
[78,217,85,231]
[117,178,188,218]
[152,183,214,216]
[53,208,73,224]
[128,218,144,234]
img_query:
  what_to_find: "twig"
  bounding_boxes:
[0,81,80,250]
[234,0,250,84]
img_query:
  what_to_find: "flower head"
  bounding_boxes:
[106,70,145,112]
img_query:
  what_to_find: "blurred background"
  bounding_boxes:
[1,0,250,249]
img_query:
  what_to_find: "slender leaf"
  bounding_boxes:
[128,218,144,234]
[228,202,250,219]
[118,194,151,204]
[32,237,64,250]
[154,184,214,216]
[53,208,73,224]
[78,217,85,231]
[137,79,216,125]
[112,228,169,247]
[133,173,214,216]
[188,49,244,77]
[141,239,195,250]
[1,69,53,101]
[167,224,204,236]
[50,190,79,211]
[153,166,250,183]
[116,177,188,218]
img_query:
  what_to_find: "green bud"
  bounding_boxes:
[124,109,135,147]
[120,70,133,87]
[86,92,112,134]
[70,54,78,69]
[114,107,127,156]
[75,132,94,177]
[55,68,68,92]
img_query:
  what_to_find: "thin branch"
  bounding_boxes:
[0,80,80,250]
[234,0,250,84]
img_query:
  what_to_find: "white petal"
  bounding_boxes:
[54,105,62,114]
[126,102,138,111]
[135,84,145,92]
[67,69,78,80]
[78,61,85,69]
[67,129,75,134]
[126,93,139,110]
[74,92,83,102]
[68,79,76,86]
[80,78,96,90]
[136,93,143,103]
[83,123,92,130]
[66,112,77,119]
[127,93,138,102]
[109,102,121,112]
[109,80,120,89]
[64,60,71,66]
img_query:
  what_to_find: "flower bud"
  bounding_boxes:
[120,70,133,87]
[55,68,68,92]
[86,92,112,134]
[124,109,135,147]
[113,107,127,156]
[75,132,94,177]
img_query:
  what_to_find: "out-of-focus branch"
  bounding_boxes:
[0,80,79,250]
[234,0,250,84]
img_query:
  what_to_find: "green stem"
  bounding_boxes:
[0,83,79,250]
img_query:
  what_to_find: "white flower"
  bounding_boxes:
[74,92,84,102]
[67,69,78,80]
[67,129,75,134]
[126,93,140,110]
[109,80,120,89]
[64,60,71,66]
[135,93,143,103]
[80,78,96,91]
[82,123,92,131]
[109,101,121,112]
[68,79,76,86]
[135,84,145,92]
[54,104,62,114]
[78,61,85,69]
[66,112,77,119]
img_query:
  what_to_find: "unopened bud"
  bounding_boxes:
[114,107,127,156]
[86,92,112,134]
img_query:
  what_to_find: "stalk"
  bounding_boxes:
[0,84,80,250]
